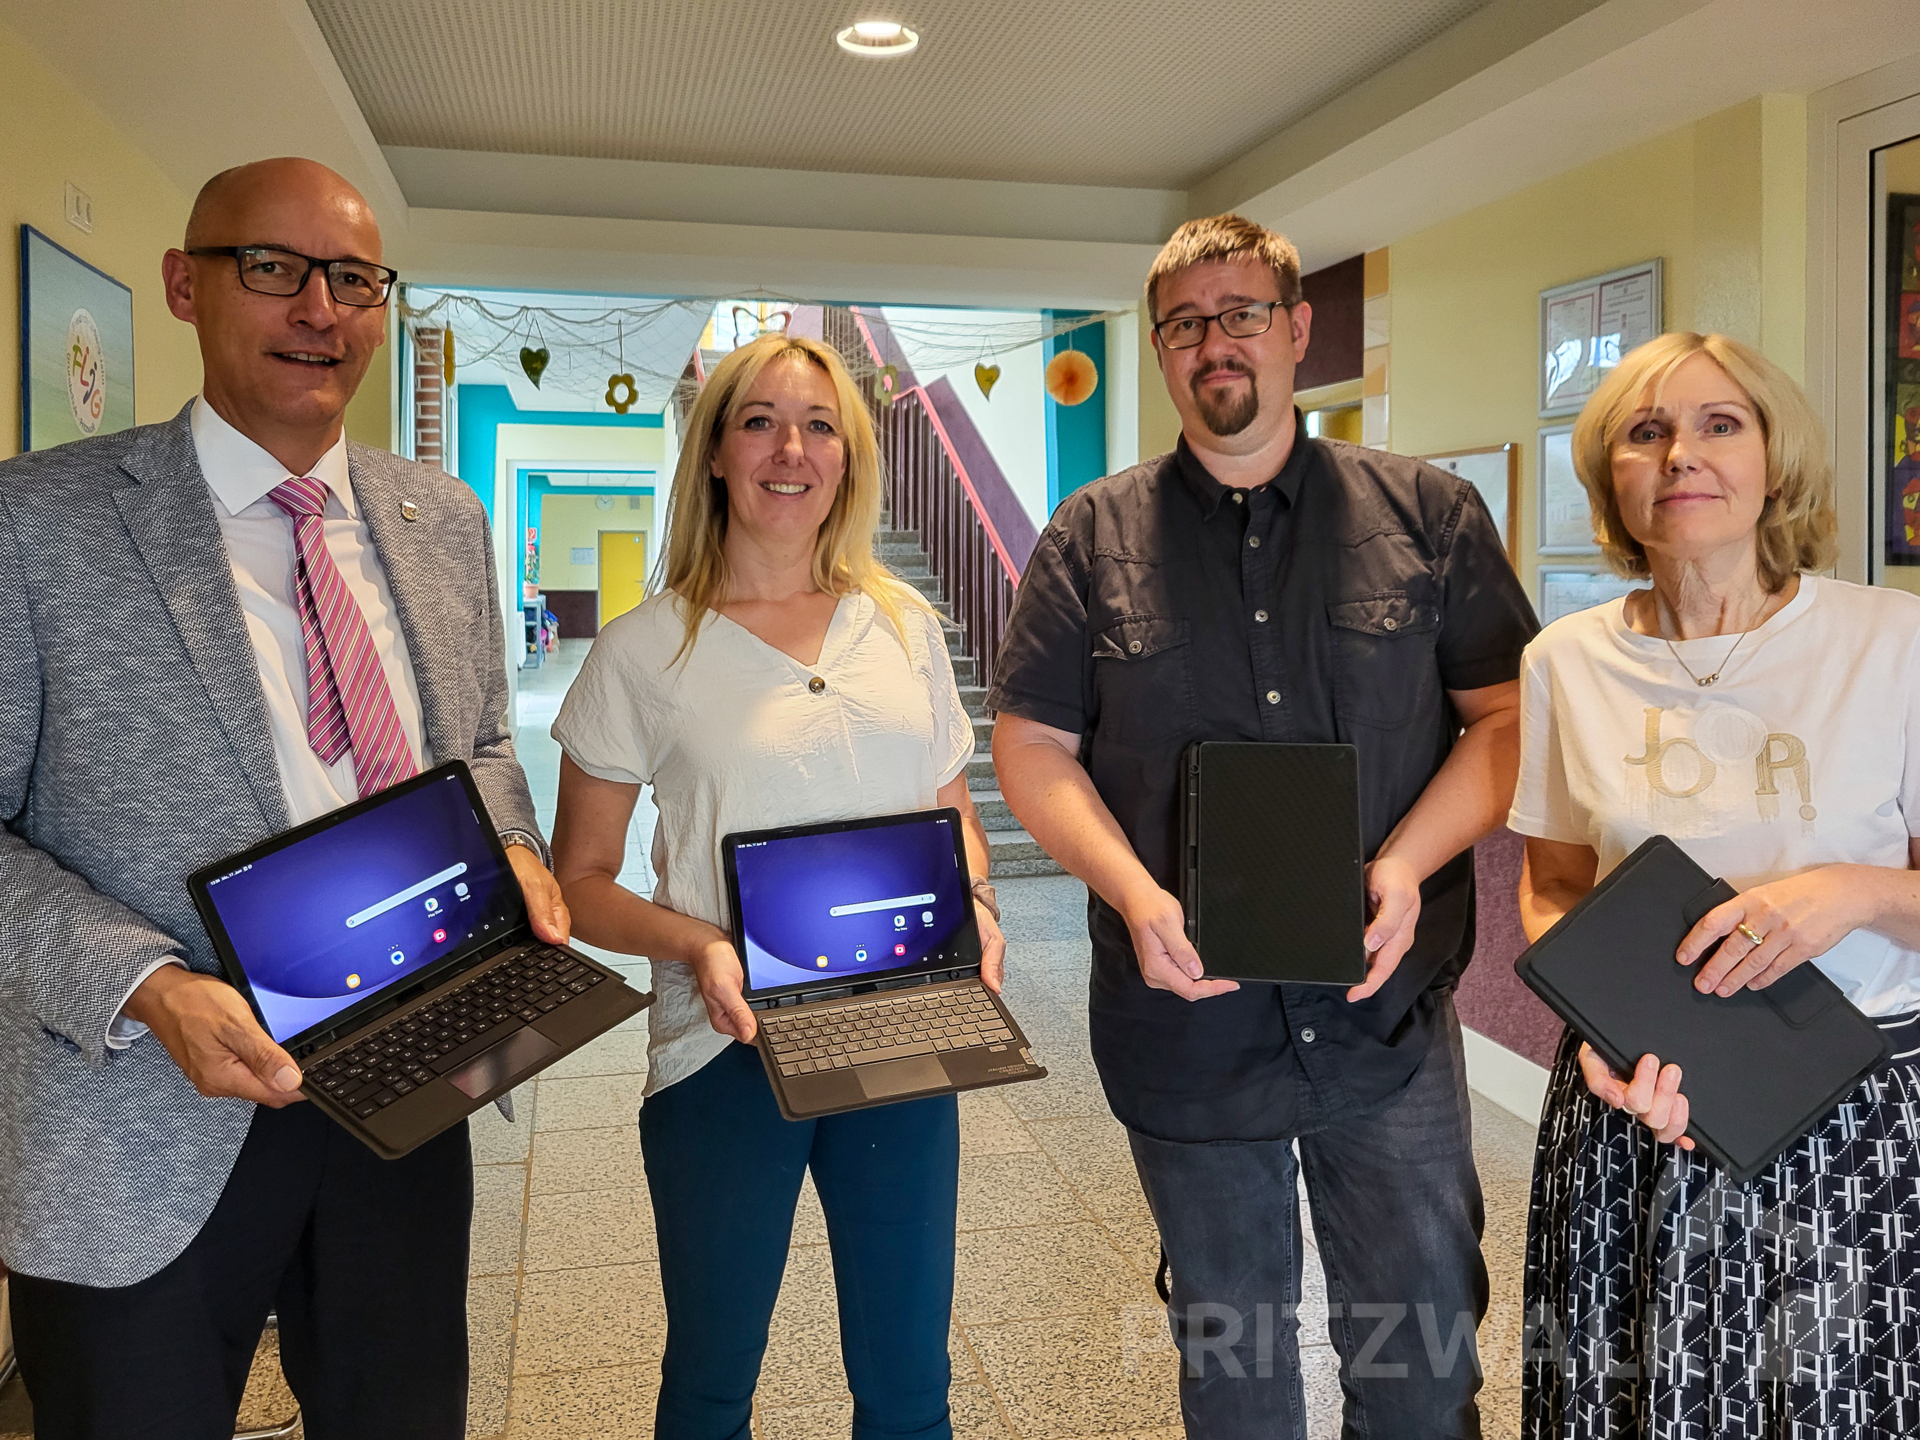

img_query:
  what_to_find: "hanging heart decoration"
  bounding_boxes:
[605,372,639,414]
[442,329,456,386]
[875,363,900,406]
[974,362,1001,399]
[1045,349,1098,406]
[519,346,550,388]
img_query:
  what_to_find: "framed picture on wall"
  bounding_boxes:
[1537,424,1598,555]
[1419,443,1518,563]
[1539,259,1662,418]
[19,225,136,451]
[1883,193,1920,566]
[1538,566,1642,626]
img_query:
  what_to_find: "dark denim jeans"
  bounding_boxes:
[1127,995,1487,1439]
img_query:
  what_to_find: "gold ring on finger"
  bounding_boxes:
[1736,922,1767,947]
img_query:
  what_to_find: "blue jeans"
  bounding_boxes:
[1127,995,1487,1439]
[638,1041,960,1440]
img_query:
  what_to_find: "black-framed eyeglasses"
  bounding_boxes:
[1152,301,1286,350]
[187,246,398,308]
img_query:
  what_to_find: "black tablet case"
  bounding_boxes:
[1515,834,1889,1183]
[1178,742,1367,985]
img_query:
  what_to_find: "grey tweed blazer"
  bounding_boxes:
[0,402,542,1286]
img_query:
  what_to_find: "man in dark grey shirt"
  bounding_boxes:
[991,215,1537,1438]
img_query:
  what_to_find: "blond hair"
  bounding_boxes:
[653,334,928,661]
[1571,332,1836,591]
[1146,214,1303,321]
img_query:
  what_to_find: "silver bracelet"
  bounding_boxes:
[970,878,1000,922]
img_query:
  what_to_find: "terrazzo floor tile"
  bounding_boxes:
[233,1326,300,1434]
[951,1223,1151,1325]
[540,1028,651,1080]
[505,1360,658,1438]
[1002,1052,1113,1122]
[521,1185,656,1272]
[956,1151,1093,1231]
[754,1245,851,1409]
[995,876,1095,941]
[1010,938,1096,975]
[0,1378,28,1440]
[1026,1114,1152,1222]
[791,1173,828,1246]
[1301,1341,1346,1438]
[513,1261,668,1376]
[528,1124,647,1196]
[468,1272,520,1437]
[756,1383,1011,1440]
[957,1087,1040,1156]
[471,1162,531,1277]
[470,1086,536,1163]
[533,1071,647,1132]
[965,1309,1183,1438]
[1480,1382,1523,1439]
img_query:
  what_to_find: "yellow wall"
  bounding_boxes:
[1390,95,1809,597]
[539,491,656,593]
[0,22,202,454]
[0,22,394,458]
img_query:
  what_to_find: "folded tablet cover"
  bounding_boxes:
[1180,742,1367,985]
[1515,834,1889,1183]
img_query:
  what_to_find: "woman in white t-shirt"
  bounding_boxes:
[1512,332,1920,1439]
[548,334,1004,1440]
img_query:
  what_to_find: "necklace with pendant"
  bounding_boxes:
[1665,629,1750,687]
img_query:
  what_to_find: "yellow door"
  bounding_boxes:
[597,531,648,627]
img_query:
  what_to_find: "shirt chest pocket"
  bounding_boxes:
[1093,615,1196,745]
[1327,592,1439,729]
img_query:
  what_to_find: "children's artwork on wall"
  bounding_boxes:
[19,226,135,451]
[1886,196,1920,566]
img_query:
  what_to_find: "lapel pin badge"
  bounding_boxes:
[400,500,420,522]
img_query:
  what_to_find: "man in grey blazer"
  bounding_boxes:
[0,157,568,1439]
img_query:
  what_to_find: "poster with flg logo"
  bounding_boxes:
[20,226,135,451]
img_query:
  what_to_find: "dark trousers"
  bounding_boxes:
[9,1101,473,1440]
[639,1041,959,1440]
[1128,995,1488,1440]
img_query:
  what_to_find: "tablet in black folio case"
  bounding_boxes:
[1515,834,1889,1183]
[1177,742,1368,985]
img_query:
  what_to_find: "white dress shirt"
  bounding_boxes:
[108,397,430,1047]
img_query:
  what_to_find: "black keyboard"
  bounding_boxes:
[305,946,605,1118]
[763,985,1013,1078]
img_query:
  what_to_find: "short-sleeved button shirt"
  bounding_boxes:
[988,422,1538,1142]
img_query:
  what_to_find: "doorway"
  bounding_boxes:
[598,531,648,627]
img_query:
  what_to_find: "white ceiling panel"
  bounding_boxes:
[304,0,1492,190]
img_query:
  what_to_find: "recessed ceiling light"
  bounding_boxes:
[835,20,919,57]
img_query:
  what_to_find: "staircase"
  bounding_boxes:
[879,516,1063,879]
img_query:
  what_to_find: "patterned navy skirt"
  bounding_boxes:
[1522,1013,1920,1440]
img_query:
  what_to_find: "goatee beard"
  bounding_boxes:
[1192,364,1259,437]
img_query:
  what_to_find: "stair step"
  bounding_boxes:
[876,529,920,547]
[966,753,997,788]
[971,787,1020,831]
[971,714,994,747]
[951,655,977,686]
[988,827,1065,878]
[958,685,989,718]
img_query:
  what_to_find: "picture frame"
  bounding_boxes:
[1539,259,1662,418]
[1882,193,1920,567]
[19,225,135,451]
[1536,424,1598,555]
[1538,566,1642,627]
[1419,443,1518,563]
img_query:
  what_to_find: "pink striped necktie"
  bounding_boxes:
[269,476,418,798]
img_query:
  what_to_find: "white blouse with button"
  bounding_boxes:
[551,589,976,1095]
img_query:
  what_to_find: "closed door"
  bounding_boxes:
[598,531,648,626]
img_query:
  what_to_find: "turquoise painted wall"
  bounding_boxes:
[452,383,662,521]
[1042,311,1107,512]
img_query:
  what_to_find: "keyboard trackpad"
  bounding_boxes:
[448,1027,559,1100]
[857,1054,950,1100]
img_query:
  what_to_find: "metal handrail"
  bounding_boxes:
[824,307,1018,691]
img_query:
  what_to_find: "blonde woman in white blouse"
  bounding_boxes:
[549,334,1003,1440]
[1511,332,1920,1439]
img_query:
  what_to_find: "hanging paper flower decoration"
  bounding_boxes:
[519,346,550,387]
[974,362,1001,399]
[442,329,456,386]
[605,373,639,414]
[1045,349,1098,406]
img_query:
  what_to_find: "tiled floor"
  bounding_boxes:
[0,640,1538,1438]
